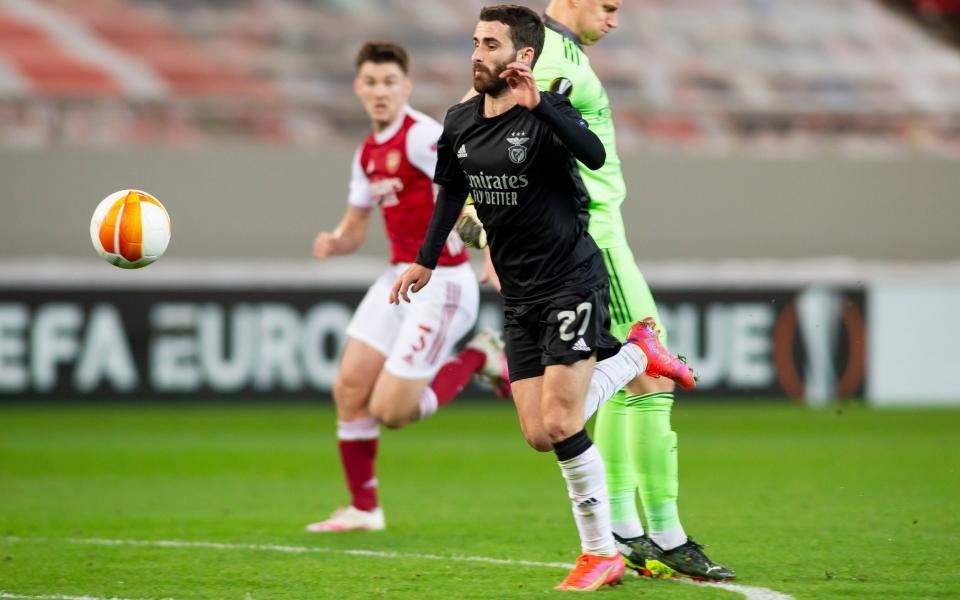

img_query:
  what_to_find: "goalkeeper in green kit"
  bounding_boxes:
[457,0,735,581]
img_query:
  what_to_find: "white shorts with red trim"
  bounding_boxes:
[345,262,479,380]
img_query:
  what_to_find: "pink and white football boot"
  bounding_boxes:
[305,506,385,533]
[554,552,625,591]
[625,318,697,390]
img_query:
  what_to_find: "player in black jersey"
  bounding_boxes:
[389,5,696,591]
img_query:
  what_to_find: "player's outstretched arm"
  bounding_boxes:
[531,93,605,170]
[414,184,470,269]
[312,206,372,260]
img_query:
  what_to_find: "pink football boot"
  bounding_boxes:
[625,318,697,390]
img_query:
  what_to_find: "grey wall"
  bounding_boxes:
[1,146,957,261]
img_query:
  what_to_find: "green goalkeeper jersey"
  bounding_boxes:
[534,17,627,249]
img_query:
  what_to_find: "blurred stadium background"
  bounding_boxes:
[2,0,958,402]
[1,1,959,598]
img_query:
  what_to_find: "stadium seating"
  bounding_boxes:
[0,0,959,154]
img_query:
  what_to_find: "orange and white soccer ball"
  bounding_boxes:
[90,189,171,269]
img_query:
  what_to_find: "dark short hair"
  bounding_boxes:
[479,4,545,67]
[355,40,409,74]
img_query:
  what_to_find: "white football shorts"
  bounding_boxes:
[345,262,479,380]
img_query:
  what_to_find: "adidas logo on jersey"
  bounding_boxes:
[572,338,591,352]
[457,144,468,158]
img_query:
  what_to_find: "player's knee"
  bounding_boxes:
[377,413,411,430]
[333,377,360,406]
[369,400,413,430]
[516,416,553,452]
[332,376,370,419]
[541,412,580,444]
[522,431,553,452]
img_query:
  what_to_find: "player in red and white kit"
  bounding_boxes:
[306,41,506,533]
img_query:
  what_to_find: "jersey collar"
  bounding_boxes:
[543,14,583,50]
[372,106,409,144]
[473,94,524,123]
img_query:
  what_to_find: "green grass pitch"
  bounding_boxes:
[1,401,959,599]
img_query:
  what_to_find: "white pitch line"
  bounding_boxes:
[679,580,795,600]
[0,593,178,600]
[63,536,575,570]
[4,536,794,600]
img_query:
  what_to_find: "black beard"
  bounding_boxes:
[472,62,510,96]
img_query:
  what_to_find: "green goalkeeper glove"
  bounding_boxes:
[456,199,487,249]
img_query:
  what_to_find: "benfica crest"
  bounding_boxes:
[506,132,529,164]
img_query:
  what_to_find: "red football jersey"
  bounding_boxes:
[349,107,467,266]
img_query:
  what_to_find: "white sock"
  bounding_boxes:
[336,416,379,440]
[651,527,688,551]
[613,519,645,541]
[557,444,617,557]
[609,490,645,539]
[582,344,647,421]
[418,387,439,420]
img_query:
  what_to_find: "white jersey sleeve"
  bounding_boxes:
[346,147,374,208]
[405,110,444,179]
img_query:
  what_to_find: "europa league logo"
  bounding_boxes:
[773,287,866,404]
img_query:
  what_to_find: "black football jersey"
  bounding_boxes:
[433,92,604,301]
